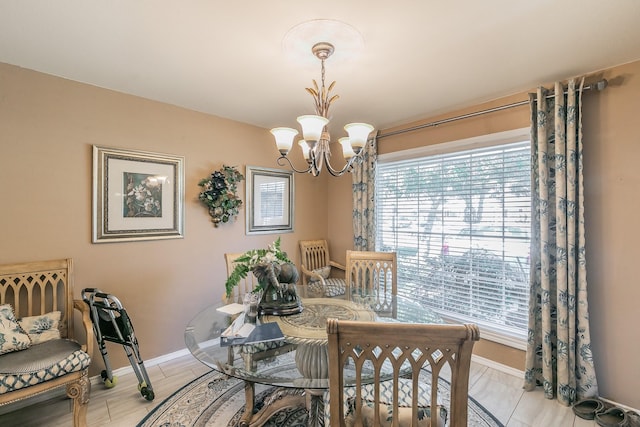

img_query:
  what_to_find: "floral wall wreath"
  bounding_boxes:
[198,165,244,227]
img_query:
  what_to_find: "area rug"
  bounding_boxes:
[137,370,503,427]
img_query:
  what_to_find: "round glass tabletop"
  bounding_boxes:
[184,294,443,390]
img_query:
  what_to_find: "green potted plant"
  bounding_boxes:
[225,238,302,315]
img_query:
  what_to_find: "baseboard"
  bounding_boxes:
[89,347,191,386]
[599,398,639,413]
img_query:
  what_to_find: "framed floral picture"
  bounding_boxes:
[92,145,185,243]
[245,166,294,235]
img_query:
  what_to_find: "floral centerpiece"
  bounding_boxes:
[225,237,290,296]
[226,238,303,315]
[198,165,244,227]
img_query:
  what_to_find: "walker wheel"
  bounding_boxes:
[141,386,155,401]
[104,375,117,388]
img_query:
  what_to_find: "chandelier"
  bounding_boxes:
[270,42,374,177]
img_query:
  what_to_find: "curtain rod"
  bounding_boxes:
[376,79,608,140]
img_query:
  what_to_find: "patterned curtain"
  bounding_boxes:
[524,78,598,405]
[352,132,377,251]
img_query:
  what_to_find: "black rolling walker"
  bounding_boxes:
[82,288,154,401]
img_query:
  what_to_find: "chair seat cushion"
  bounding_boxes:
[0,339,91,394]
[325,378,447,427]
[345,398,445,427]
[308,266,331,282]
[309,277,346,297]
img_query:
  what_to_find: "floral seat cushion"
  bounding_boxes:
[325,378,447,427]
[309,266,331,282]
[308,277,346,297]
[0,339,91,394]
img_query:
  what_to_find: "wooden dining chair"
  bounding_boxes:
[298,239,346,298]
[327,319,480,427]
[224,252,259,304]
[223,253,295,370]
[345,250,397,315]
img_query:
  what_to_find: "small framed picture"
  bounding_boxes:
[245,166,294,235]
[92,145,185,243]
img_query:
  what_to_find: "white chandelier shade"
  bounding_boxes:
[339,137,356,159]
[296,115,329,142]
[343,122,374,153]
[270,127,299,155]
[298,140,311,160]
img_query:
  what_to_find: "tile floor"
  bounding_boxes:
[0,353,613,426]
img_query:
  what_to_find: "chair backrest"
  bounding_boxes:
[327,319,480,427]
[224,252,259,304]
[345,250,397,298]
[0,258,75,339]
[299,239,332,286]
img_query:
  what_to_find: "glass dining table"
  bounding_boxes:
[184,293,443,427]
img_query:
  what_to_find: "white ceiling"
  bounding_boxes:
[2,1,640,137]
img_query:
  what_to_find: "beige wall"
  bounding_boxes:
[3,58,639,409]
[327,60,640,409]
[0,62,327,374]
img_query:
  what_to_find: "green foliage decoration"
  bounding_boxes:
[225,237,291,298]
[198,165,244,227]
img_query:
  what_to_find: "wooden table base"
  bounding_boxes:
[238,381,325,427]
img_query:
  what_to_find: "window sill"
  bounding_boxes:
[439,314,527,350]
[477,327,527,351]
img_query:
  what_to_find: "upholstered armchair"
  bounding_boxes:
[298,239,346,298]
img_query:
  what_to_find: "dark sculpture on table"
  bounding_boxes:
[253,262,303,316]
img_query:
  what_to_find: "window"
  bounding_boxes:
[376,129,530,347]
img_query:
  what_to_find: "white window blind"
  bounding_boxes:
[376,140,531,340]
